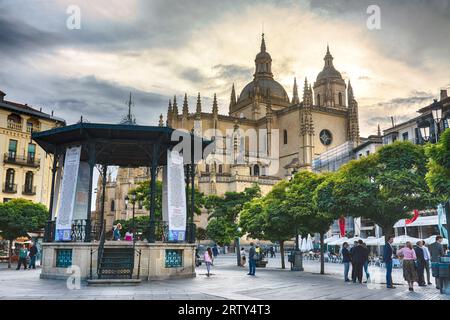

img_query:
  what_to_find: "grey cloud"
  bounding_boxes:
[212,64,253,80]
[180,67,208,84]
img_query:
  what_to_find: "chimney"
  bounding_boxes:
[440,89,448,101]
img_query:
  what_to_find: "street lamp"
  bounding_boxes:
[236,227,242,267]
[431,99,443,142]
[419,124,430,143]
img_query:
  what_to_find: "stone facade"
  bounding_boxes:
[97,34,361,231]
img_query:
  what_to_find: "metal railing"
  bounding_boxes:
[44,219,100,242]
[2,183,17,193]
[3,153,40,167]
[22,185,36,195]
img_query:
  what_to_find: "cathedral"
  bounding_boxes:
[97,34,361,230]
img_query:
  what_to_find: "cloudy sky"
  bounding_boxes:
[1,0,449,137]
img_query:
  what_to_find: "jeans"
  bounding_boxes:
[248,259,256,275]
[206,262,212,275]
[385,261,393,287]
[364,261,370,280]
[29,256,36,269]
[424,260,431,283]
[343,262,350,281]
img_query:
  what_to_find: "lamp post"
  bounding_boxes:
[236,227,242,267]
[431,99,443,143]
[130,194,136,242]
[419,124,430,143]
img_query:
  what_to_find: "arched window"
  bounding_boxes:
[111,200,115,211]
[253,165,260,176]
[24,171,33,193]
[7,114,22,131]
[338,92,343,106]
[283,130,288,145]
[317,94,321,106]
[5,169,15,191]
[205,164,210,173]
[218,164,223,174]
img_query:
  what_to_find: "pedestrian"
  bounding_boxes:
[113,223,122,241]
[429,235,445,289]
[270,246,275,258]
[28,241,38,269]
[240,247,246,267]
[421,240,432,285]
[383,235,396,289]
[414,241,426,286]
[16,244,28,270]
[351,240,366,284]
[349,241,358,281]
[397,241,418,292]
[341,242,351,282]
[212,244,219,257]
[124,229,133,241]
[204,247,214,277]
[247,242,256,276]
[362,242,370,283]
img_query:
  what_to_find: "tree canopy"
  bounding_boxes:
[425,128,450,202]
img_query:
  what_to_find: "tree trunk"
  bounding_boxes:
[280,240,285,269]
[320,233,325,275]
[380,224,395,241]
[8,239,12,269]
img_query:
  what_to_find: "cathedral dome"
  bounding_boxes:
[316,45,343,82]
[239,79,289,102]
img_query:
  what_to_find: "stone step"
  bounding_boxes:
[87,279,141,286]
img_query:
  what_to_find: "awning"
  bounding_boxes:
[394,215,446,228]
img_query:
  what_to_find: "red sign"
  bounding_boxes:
[339,216,346,237]
[405,209,420,225]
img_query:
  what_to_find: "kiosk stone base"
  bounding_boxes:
[40,241,196,281]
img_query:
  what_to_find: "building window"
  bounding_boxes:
[253,165,260,176]
[24,171,34,194]
[317,94,321,106]
[218,164,223,174]
[8,140,17,160]
[28,143,36,163]
[283,130,288,145]
[205,164,209,173]
[402,132,409,141]
[5,169,15,192]
[366,150,370,156]
[338,92,343,106]
[7,114,22,131]
[111,200,115,211]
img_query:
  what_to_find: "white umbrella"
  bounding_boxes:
[306,234,314,251]
[392,235,422,246]
[347,236,366,243]
[324,235,340,244]
[300,237,308,252]
[423,235,449,245]
[365,237,385,246]
[328,237,348,246]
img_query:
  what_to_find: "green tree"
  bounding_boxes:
[425,128,450,202]
[205,184,260,245]
[0,199,48,268]
[321,141,434,238]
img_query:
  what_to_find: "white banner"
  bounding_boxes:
[72,161,90,221]
[166,150,187,241]
[55,146,81,241]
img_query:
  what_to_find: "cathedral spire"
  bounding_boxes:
[261,33,266,52]
[182,93,189,117]
[254,33,273,79]
[348,80,354,101]
[196,92,202,117]
[212,93,218,114]
[324,44,334,68]
[292,78,300,104]
[229,83,237,110]
[377,124,381,137]
[158,114,164,127]
[172,95,178,115]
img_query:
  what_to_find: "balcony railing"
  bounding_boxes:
[26,125,40,133]
[3,183,17,193]
[22,185,36,195]
[7,121,22,131]
[4,153,40,167]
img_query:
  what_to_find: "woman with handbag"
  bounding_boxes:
[204,247,214,277]
[397,241,418,292]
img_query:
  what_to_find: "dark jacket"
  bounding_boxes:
[383,242,393,263]
[248,246,256,260]
[341,247,351,263]
[429,242,444,263]
[351,245,367,264]
[414,246,425,263]
[29,245,38,258]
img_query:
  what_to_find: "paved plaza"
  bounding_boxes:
[0,254,448,300]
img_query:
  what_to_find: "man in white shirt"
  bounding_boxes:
[421,241,432,285]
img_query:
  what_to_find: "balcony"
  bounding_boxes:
[4,153,40,168]
[3,183,17,193]
[22,186,36,196]
[26,125,40,133]
[7,121,22,131]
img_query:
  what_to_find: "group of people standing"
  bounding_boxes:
[384,235,445,292]
[112,223,135,242]
[341,240,370,283]
[16,242,38,270]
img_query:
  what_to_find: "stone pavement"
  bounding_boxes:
[0,255,448,300]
